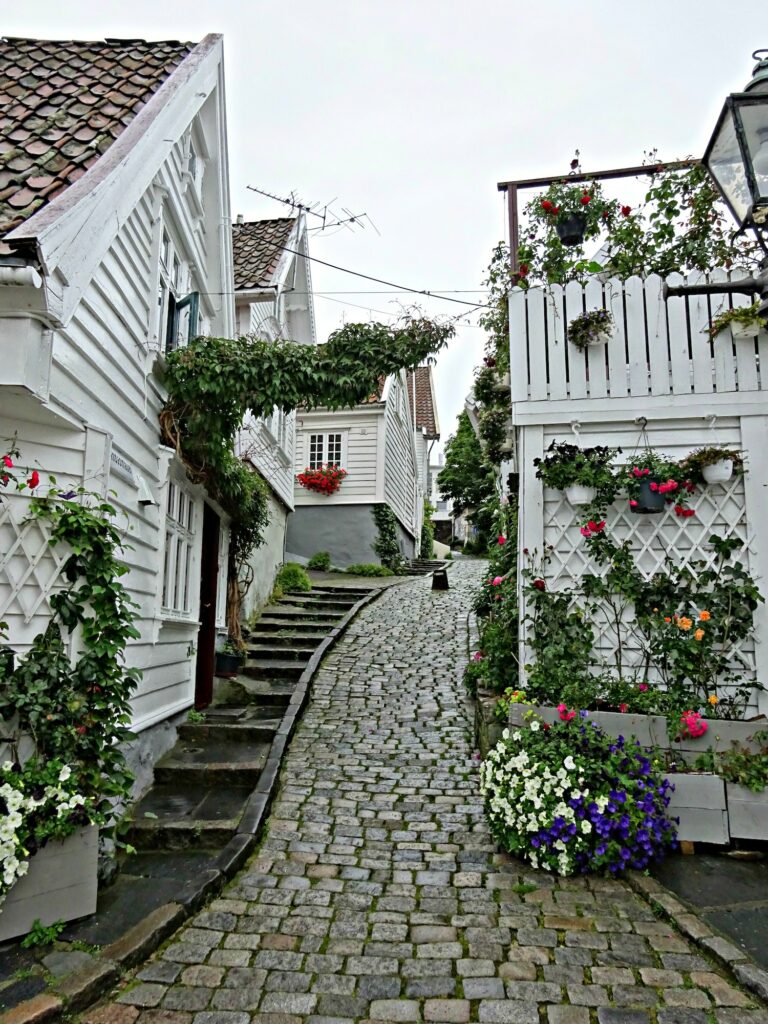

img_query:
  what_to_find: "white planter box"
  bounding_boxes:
[666,773,729,845]
[726,783,768,840]
[508,704,668,748]
[0,826,98,942]
[671,717,766,761]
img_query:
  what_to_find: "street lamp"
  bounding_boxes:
[666,50,768,324]
[703,49,768,236]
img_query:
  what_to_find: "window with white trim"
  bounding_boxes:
[162,480,196,616]
[308,432,343,469]
[157,227,199,353]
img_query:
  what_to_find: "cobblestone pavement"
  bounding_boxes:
[91,563,767,1024]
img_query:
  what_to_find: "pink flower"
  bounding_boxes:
[619,703,629,713]
[498,535,506,545]
[580,526,590,537]
[557,703,576,722]
[629,499,638,508]
[638,682,649,692]
[492,576,504,586]
[632,467,642,478]
[649,481,658,492]
[473,651,484,662]
[680,710,708,740]
[2,455,12,468]
[27,470,39,489]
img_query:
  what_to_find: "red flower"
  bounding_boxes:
[75,725,87,735]
[498,535,506,545]
[550,206,560,215]
[541,200,553,211]
[27,470,39,489]
[621,206,632,217]
[619,703,629,713]
[542,722,551,731]
[518,263,529,277]
[570,158,580,170]
[602,210,610,219]
[2,455,12,468]
[522,547,529,555]
[532,578,546,591]
[1,475,7,485]
[580,194,591,205]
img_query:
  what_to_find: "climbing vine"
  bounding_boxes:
[420,500,436,559]
[372,504,405,573]
[161,314,454,627]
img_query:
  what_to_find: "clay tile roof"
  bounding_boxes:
[0,36,194,237]
[406,366,440,439]
[232,218,296,290]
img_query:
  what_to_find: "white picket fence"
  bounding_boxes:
[509,271,767,413]
[511,270,768,714]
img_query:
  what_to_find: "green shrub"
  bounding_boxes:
[372,504,406,572]
[345,563,395,577]
[307,551,331,571]
[275,563,312,593]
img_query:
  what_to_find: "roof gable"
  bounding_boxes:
[0,36,194,238]
[232,217,296,290]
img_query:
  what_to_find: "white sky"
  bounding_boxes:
[6,1,766,450]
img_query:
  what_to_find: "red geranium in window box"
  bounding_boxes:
[297,464,348,495]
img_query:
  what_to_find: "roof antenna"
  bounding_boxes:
[246,184,376,235]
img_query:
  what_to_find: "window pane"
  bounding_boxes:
[328,433,342,465]
[182,542,191,611]
[162,530,172,606]
[309,434,323,470]
[167,482,176,516]
[173,536,183,608]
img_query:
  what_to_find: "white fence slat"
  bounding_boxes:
[624,275,650,397]
[665,272,692,395]
[689,271,715,394]
[606,278,629,398]
[564,280,588,400]
[729,277,760,392]
[509,289,529,404]
[545,286,568,401]
[584,278,608,399]
[527,290,548,401]
[758,329,768,392]
[645,274,672,396]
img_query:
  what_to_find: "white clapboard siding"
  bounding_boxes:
[383,374,418,536]
[293,411,382,505]
[0,115,231,733]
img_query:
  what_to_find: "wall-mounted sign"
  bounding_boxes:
[110,451,137,487]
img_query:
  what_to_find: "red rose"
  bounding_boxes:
[550,206,560,215]
[570,158,579,170]
[541,200,553,211]
[2,455,12,468]
[27,470,40,489]
[581,194,591,205]
[518,263,529,277]
[621,205,632,217]
[532,578,546,591]
[75,725,87,735]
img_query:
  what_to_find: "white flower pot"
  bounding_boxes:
[701,459,733,484]
[0,826,98,942]
[564,484,597,506]
[730,320,760,341]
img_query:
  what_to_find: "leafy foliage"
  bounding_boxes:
[706,301,763,342]
[420,500,436,559]
[307,551,331,571]
[275,563,312,593]
[161,314,454,627]
[568,309,613,351]
[679,446,744,484]
[534,441,621,511]
[437,412,496,524]
[372,504,405,573]
[694,730,768,792]
[345,563,395,577]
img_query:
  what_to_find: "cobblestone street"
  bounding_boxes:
[94,563,767,1024]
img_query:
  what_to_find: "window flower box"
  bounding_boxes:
[0,826,98,942]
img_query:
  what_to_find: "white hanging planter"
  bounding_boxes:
[564,483,597,506]
[702,459,734,484]
[730,320,761,341]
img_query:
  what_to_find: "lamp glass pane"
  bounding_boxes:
[740,100,768,202]
[707,105,751,222]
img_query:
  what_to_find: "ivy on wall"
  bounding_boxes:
[372,504,405,573]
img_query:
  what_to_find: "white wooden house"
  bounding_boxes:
[286,365,439,566]
[509,271,768,714]
[232,214,316,616]
[0,35,236,778]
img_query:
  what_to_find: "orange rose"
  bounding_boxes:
[694,628,705,641]
[679,617,693,631]
[664,616,671,623]
[699,610,711,621]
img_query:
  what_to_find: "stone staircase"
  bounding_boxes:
[401,558,450,577]
[127,584,369,851]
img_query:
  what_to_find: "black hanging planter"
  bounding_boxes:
[632,478,665,515]
[215,651,242,678]
[555,213,588,247]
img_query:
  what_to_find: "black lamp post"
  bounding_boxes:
[665,49,768,324]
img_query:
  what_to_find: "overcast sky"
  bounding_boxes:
[7,1,766,451]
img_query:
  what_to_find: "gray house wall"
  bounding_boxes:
[286,504,415,567]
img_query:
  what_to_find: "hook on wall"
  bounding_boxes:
[570,420,581,437]
[705,414,717,430]
[635,416,648,428]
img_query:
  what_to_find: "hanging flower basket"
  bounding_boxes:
[564,483,597,506]
[634,477,666,514]
[567,309,613,351]
[555,212,588,247]
[680,446,744,487]
[297,464,348,495]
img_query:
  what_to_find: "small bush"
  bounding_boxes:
[307,551,331,571]
[345,563,395,577]
[275,563,312,593]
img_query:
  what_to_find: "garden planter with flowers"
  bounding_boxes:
[625,449,694,517]
[567,309,613,352]
[680,446,744,488]
[296,464,347,496]
[0,826,98,942]
[533,440,620,514]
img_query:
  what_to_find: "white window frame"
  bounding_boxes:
[156,220,200,354]
[161,478,196,619]
[307,431,346,470]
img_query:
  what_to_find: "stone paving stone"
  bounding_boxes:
[85,566,766,1024]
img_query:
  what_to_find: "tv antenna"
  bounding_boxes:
[245,185,380,235]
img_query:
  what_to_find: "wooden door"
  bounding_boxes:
[194,503,220,708]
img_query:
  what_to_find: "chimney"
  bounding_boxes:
[236,214,244,225]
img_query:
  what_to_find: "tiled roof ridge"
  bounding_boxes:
[0,35,197,237]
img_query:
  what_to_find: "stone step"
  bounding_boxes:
[247,632,324,649]
[178,720,279,744]
[247,642,318,660]
[259,605,345,623]
[242,658,307,680]
[154,736,272,786]
[128,782,253,850]
[251,618,337,634]
[279,595,358,613]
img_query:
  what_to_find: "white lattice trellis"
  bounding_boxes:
[0,496,67,626]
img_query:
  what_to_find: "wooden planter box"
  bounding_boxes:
[726,783,768,840]
[665,773,729,845]
[671,718,766,761]
[0,826,98,942]
[508,704,668,747]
